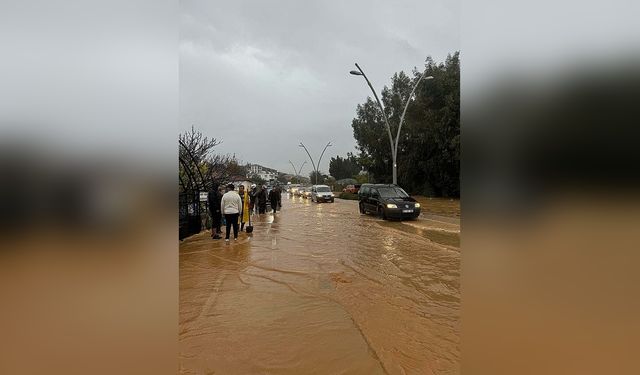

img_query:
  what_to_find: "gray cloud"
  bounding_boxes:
[180,0,459,174]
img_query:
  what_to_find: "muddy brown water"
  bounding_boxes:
[180,195,460,375]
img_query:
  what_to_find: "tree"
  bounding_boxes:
[276,172,289,184]
[329,153,361,180]
[179,125,221,192]
[249,174,266,187]
[351,52,460,197]
[205,155,247,184]
[309,171,326,185]
[354,173,369,184]
[179,126,244,238]
[179,126,247,191]
[326,176,337,188]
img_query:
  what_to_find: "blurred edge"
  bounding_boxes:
[462,0,640,374]
[2,0,640,374]
[0,1,177,374]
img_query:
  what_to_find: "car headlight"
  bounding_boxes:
[330,193,334,197]
[414,203,421,208]
[386,203,397,208]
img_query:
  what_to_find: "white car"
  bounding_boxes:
[311,185,334,203]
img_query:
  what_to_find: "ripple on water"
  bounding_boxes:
[180,197,459,374]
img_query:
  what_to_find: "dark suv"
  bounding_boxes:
[358,184,421,220]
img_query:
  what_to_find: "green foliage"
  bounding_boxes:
[329,153,361,180]
[351,52,460,197]
[308,171,327,185]
[354,174,370,184]
[338,192,359,200]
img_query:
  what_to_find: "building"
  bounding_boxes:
[247,163,278,182]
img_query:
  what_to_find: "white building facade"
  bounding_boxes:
[248,164,278,182]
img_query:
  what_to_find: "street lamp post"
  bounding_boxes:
[299,142,332,185]
[288,160,307,183]
[350,63,433,185]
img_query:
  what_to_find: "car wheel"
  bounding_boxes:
[359,202,365,214]
[377,205,386,219]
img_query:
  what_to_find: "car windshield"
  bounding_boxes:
[316,186,330,192]
[377,187,409,198]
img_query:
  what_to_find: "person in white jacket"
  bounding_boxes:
[221,183,242,241]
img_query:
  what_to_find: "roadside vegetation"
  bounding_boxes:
[331,52,460,198]
[412,196,460,217]
[337,192,359,200]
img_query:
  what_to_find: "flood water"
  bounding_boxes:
[179,194,460,374]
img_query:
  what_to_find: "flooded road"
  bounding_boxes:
[179,194,460,374]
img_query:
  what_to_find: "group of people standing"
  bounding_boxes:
[248,184,282,215]
[208,183,283,242]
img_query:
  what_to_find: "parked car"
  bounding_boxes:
[295,187,306,197]
[342,184,361,194]
[311,185,335,203]
[358,184,420,220]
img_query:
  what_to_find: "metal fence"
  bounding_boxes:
[179,140,212,240]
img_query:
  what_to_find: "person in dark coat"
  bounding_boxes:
[207,183,222,239]
[257,185,267,214]
[268,186,280,215]
[249,184,257,214]
[276,186,282,209]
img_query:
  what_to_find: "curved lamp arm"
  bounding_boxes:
[354,63,395,159]
[394,72,433,159]
[288,160,298,178]
[317,142,332,177]
[297,161,307,176]
[299,143,317,176]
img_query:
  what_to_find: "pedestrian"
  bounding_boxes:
[276,186,282,210]
[249,183,257,214]
[268,186,280,215]
[207,182,222,239]
[221,183,242,242]
[238,184,246,231]
[257,185,267,214]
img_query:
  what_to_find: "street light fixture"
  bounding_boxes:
[288,160,306,183]
[299,141,332,185]
[350,62,434,185]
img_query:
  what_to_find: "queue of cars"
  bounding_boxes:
[290,185,334,202]
[292,186,308,197]
[288,182,420,220]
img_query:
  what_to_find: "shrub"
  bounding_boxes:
[338,192,359,200]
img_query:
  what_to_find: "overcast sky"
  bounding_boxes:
[180,0,459,175]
